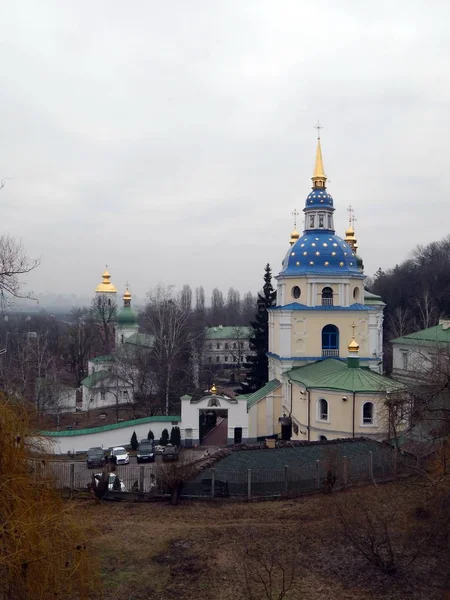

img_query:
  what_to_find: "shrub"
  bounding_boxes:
[160,428,169,446]
[130,430,138,451]
[170,426,181,447]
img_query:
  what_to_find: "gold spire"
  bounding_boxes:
[289,208,300,245]
[348,338,360,352]
[345,206,358,251]
[123,284,131,306]
[311,126,327,188]
[95,267,117,293]
[348,322,359,353]
[210,383,217,395]
[289,228,300,246]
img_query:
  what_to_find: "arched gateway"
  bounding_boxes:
[180,389,248,447]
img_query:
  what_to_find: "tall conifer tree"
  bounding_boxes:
[243,264,276,392]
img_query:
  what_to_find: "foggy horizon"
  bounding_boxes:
[2,1,449,302]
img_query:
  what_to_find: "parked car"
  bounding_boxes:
[86,447,105,469]
[154,445,165,455]
[93,472,126,492]
[136,441,155,464]
[109,446,130,465]
[162,445,179,462]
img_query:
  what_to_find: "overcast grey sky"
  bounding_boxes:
[2,0,449,303]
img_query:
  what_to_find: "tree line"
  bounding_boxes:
[367,235,450,371]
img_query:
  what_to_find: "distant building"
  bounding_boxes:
[203,325,254,368]
[391,319,450,385]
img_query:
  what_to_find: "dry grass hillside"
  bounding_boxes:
[81,477,449,600]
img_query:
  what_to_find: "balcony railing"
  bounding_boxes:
[322,349,339,357]
[321,298,334,306]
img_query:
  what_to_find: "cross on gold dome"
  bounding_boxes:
[291,208,299,228]
[314,120,323,140]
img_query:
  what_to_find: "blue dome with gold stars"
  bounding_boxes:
[305,188,334,208]
[281,232,362,276]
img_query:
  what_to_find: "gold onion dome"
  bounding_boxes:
[123,287,131,301]
[289,228,300,246]
[348,338,360,353]
[210,383,217,395]
[95,269,117,293]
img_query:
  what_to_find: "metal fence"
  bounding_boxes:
[41,449,417,501]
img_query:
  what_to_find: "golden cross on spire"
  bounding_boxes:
[314,120,323,140]
[351,321,356,338]
[291,208,299,228]
[347,205,357,228]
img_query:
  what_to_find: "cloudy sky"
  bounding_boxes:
[2,0,449,303]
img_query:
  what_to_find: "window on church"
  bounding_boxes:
[363,402,374,425]
[318,435,327,441]
[225,356,228,362]
[322,287,333,306]
[318,398,329,421]
[216,343,220,349]
[322,324,339,357]
[100,388,105,400]
[233,342,237,349]
[353,287,360,301]
[216,356,220,362]
[328,215,332,228]
[292,286,301,299]
[309,215,315,228]
[318,214,324,227]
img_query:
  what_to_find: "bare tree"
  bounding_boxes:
[91,295,117,352]
[67,308,98,386]
[0,234,39,307]
[142,284,194,415]
[414,289,439,330]
[234,526,301,600]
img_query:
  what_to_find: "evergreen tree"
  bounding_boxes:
[160,428,169,446]
[243,264,276,393]
[130,430,138,450]
[170,426,181,447]
[147,429,154,441]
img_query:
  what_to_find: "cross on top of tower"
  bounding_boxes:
[314,120,323,140]
[291,208,299,228]
[347,205,357,228]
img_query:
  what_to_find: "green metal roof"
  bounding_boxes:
[205,326,251,340]
[124,332,154,348]
[40,415,182,437]
[91,354,115,363]
[246,379,281,409]
[117,306,139,327]
[390,322,450,347]
[287,359,404,393]
[215,438,391,471]
[363,290,385,305]
[81,370,111,389]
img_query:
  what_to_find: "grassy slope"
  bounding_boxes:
[81,479,446,600]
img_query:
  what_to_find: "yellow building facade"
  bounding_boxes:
[247,136,403,442]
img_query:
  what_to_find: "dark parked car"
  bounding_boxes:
[162,445,179,462]
[136,441,155,464]
[87,447,105,469]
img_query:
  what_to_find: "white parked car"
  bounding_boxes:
[110,446,130,465]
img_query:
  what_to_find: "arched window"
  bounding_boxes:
[353,287,360,301]
[318,435,328,442]
[363,402,374,425]
[318,398,329,421]
[322,287,333,306]
[322,325,339,357]
[292,286,301,299]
